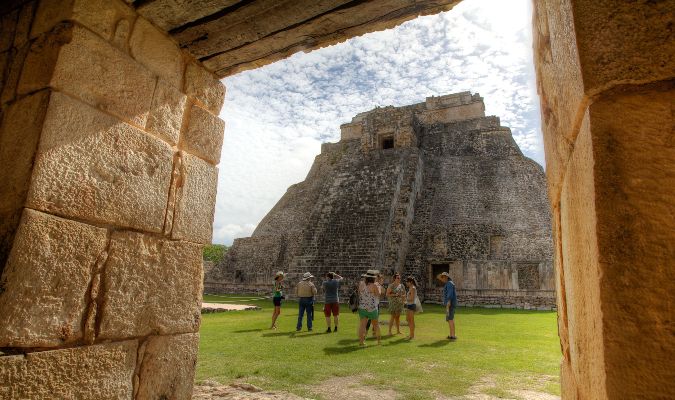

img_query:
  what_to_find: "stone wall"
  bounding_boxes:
[207,93,554,308]
[0,0,225,398]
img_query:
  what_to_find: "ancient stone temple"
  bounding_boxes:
[206,92,555,309]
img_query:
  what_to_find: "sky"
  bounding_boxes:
[213,0,542,245]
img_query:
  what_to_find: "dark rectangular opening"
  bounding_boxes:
[382,137,394,149]
[431,263,449,287]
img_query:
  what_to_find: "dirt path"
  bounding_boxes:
[193,375,560,400]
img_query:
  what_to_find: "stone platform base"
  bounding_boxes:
[201,303,261,314]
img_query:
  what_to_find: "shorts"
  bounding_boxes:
[324,303,340,317]
[446,307,455,321]
[358,308,379,320]
[273,297,282,307]
[405,303,416,311]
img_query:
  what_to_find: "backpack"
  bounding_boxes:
[348,290,359,312]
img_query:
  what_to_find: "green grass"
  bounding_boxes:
[198,294,561,399]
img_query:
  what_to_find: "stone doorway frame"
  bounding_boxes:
[0,1,672,399]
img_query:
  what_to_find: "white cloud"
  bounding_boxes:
[214,0,543,245]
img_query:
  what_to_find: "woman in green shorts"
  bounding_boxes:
[386,273,405,335]
[358,271,381,346]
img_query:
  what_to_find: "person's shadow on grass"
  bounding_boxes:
[323,345,363,355]
[232,328,264,333]
[417,340,451,348]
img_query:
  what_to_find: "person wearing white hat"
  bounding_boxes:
[357,270,381,346]
[270,271,285,330]
[437,272,457,340]
[296,272,317,331]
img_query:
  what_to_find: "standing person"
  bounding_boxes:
[365,271,383,336]
[270,271,285,330]
[386,273,405,335]
[323,272,343,333]
[438,272,458,340]
[296,272,317,332]
[358,270,381,346]
[404,276,419,340]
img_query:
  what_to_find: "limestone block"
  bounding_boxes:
[46,25,155,127]
[532,0,585,201]
[26,92,173,232]
[31,0,136,42]
[183,104,225,164]
[0,8,18,52]
[559,113,607,399]
[15,22,72,99]
[0,209,108,347]
[130,17,184,89]
[571,0,674,92]
[137,0,239,31]
[0,90,50,269]
[12,1,36,48]
[587,87,675,399]
[0,340,137,399]
[136,333,200,400]
[98,231,203,339]
[0,41,28,104]
[172,152,218,244]
[146,79,187,145]
[184,61,225,114]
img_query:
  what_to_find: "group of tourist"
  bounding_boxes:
[269,268,458,345]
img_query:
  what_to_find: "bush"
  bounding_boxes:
[203,244,228,264]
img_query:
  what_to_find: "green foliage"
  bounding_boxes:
[202,244,228,264]
[198,295,561,399]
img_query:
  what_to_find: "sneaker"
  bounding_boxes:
[326,327,332,333]
[449,336,457,340]
[333,326,338,332]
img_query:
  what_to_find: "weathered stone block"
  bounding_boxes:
[0,209,108,347]
[571,0,674,92]
[559,112,607,400]
[12,1,35,48]
[40,25,156,127]
[0,41,28,104]
[15,22,72,99]
[136,333,200,400]
[26,92,173,232]
[532,0,585,202]
[98,231,203,339]
[31,0,135,42]
[183,104,225,164]
[0,90,50,269]
[172,152,218,244]
[587,86,675,399]
[0,340,137,399]
[146,79,187,145]
[184,61,225,115]
[0,8,19,52]
[129,17,184,89]
[137,0,239,31]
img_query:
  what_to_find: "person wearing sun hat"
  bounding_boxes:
[437,271,457,340]
[296,272,317,332]
[270,271,285,330]
[357,269,381,345]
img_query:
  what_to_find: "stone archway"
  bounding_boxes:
[0,1,672,399]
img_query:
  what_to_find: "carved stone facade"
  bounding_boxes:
[206,92,555,309]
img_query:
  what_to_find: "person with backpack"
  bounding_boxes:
[296,272,317,331]
[404,276,420,340]
[438,272,458,340]
[270,271,285,330]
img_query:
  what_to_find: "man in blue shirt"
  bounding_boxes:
[438,272,457,340]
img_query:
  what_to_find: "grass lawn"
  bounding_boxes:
[198,294,561,399]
